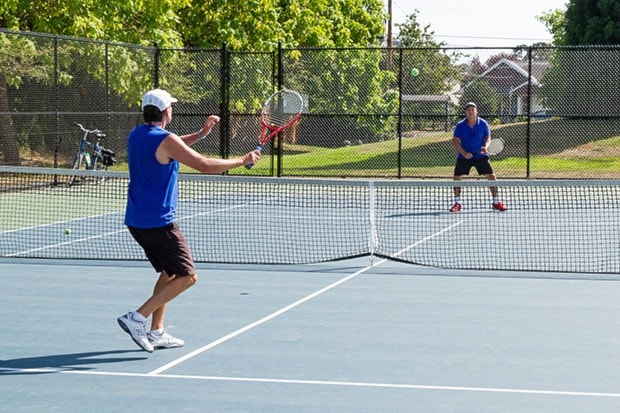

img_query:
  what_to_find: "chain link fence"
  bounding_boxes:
[2,29,620,179]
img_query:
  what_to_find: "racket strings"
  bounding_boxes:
[262,91,303,127]
[488,138,504,155]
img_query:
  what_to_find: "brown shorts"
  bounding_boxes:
[128,222,196,277]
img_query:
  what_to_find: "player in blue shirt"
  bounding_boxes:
[450,102,507,212]
[118,89,260,352]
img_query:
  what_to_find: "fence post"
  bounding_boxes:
[526,46,533,178]
[220,42,230,160]
[153,43,160,88]
[397,48,403,179]
[276,42,283,177]
[105,42,110,138]
[53,36,60,171]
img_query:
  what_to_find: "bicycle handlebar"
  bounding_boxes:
[73,122,106,138]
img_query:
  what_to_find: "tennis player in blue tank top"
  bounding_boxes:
[118,89,260,352]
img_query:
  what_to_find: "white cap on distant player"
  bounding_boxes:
[141,89,178,111]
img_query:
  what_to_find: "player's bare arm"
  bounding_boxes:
[156,133,259,173]
[178,115,221,147]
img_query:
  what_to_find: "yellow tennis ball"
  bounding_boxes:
[411,68,419,77]
[64,228,71,235]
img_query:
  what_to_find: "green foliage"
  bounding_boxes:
[395,11,441,48]
[0,0,188,48]
[562,0,620,45]
[536,1,620,46]
[537,8,567,46]
[459,79,499,118]
[183,0,386,50]
[0,33,57,88]
[0,0,387,105]
[282,48,398,139]
[396,11,462,97]
[539,48,620,116]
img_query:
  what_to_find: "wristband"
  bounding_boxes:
[197,130,203,140]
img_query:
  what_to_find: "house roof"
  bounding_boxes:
[461,58,549,96]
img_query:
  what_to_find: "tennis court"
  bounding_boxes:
[2,167,620,411]
[2,259,620,412]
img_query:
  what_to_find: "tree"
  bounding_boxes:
[180,0,385,50]
[539,0,620,46]
[395,11,462,129]
[564,0,620,45]
[0,0,386,164]
[1,0,385,50]
[535,1,620,116]
[395,11,462,96]
[0,0,189,164]
[0,0,188,48]
[537,9,567,46]
[459,79,499,120]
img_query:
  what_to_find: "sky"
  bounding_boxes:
[387,0,568,48]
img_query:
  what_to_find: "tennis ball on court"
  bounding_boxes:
[410,68,419,77]
[64,228,71,235]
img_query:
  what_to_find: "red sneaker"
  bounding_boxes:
[492,201,507,212]
[449,203,462,213]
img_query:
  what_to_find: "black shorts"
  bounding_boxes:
[128,222,196,277]
[454,157,495,176]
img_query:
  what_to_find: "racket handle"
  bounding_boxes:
[244,145,263,169]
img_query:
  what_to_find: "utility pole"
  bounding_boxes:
[387,0,393,69]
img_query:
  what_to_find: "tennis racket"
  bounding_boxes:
[245,89,304,169]
[477,138,504,156]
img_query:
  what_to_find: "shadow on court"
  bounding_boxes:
[0,350,146,375]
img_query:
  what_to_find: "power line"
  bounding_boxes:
[434,34,552,41]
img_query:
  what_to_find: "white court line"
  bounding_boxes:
[5,229,130,257]
[147,220,463,376]
[146,263,382,375]
[0,211,122,235]
[2,367,619,399]
[177,202,257,221]
[3,203,255,257]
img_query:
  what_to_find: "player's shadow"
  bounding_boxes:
[0,350,147,375]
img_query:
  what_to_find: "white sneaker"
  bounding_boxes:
[117,312,154,353]
[148,330,185,349]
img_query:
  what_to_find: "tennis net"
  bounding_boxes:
[1,166,619,274]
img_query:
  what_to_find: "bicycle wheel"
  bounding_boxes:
[69,152,83,185]
[71,151,82,170]
[92,154,107,184]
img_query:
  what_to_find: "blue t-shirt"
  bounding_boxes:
[453,117,490,159]
[124,124,179,229]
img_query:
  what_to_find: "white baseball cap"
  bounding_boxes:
[141,88,178,111]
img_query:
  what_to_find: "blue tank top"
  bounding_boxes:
[124,124,179,228]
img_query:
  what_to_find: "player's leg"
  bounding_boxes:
[120,224,196,351]
[483,170,507,211]
[451,176,464,212]
[149,271,174,332]
[450,158,470,212]
[140,272,195,349]
[137,272,197,325]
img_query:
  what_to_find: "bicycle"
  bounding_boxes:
[70,122,116,184]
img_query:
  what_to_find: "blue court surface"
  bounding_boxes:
[2,257,620,412]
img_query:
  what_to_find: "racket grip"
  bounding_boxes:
[244,145,263,169]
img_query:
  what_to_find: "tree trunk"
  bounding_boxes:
[0,73,21,165]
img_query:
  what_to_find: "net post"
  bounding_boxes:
[368,181,378,266]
